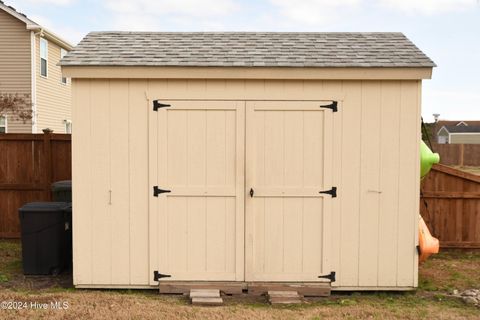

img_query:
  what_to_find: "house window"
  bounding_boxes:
[0,116,7,133]
[60,48,68,84]
[40,38,48,77]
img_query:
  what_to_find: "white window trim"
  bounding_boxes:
[0,115,7,133]
[60,48,68,85]
[40,38,48,78]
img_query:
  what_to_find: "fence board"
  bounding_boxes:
[431,143,480,166]
[421,164,480,249]
[0,132,71,238]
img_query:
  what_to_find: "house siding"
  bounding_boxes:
[450,134,480,144]
[35,35,71,133]
[0,9,32,133]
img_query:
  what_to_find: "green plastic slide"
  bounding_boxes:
[420,141,440,179]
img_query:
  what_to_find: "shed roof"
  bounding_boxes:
[60,32,435,68]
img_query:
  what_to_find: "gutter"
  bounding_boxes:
[27,26,74,51]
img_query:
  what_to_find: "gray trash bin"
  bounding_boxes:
[51,180,72,202]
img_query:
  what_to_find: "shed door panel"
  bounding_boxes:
[150,101,245,283]
[245,101,334,282]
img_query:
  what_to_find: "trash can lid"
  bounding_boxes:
[51,180,72,191]
[19,202,70,212]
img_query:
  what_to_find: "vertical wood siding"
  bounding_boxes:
[72,78,421,289]
[35,35,71,133]
[0,10,32,133]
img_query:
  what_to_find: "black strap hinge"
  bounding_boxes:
[318,271,336,283]
[319,187,337,198]
[153,271,171,281]
[153,100,171,111]
[320,101,338,112]
[153,186,171,197]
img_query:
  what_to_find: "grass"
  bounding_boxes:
[0,239,479,319]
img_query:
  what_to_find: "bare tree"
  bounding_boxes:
[0,92,33,123]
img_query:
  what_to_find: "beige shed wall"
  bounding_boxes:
[72,78,421,290]
[0,9,32,133]
[35,35,71,133]
[450,134,480,144]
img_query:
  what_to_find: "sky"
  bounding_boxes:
[5,0,480,122]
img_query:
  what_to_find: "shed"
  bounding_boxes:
[61,32,435,293]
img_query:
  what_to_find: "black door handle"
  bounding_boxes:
[250,188,254,197]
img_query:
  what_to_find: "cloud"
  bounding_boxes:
[12,0,75,5]
[422,88,480,122]
[29,14,86,44]
[101,0,238,31]
[104,0,237,18]
[267,0,361,25]
[378,0,478,15]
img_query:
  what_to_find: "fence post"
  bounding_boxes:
[42,128,53,201]
[459,144,464,167]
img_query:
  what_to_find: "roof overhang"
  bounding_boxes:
[27,26,74,51]
[61,66,433,80]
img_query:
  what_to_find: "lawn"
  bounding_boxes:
[0,240,479,319]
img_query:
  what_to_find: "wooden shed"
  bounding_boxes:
[61,32,435,293]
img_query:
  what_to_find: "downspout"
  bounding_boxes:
[30,30,37,133]
[30,28,44,133]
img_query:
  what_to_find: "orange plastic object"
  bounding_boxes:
[418,216,439,263]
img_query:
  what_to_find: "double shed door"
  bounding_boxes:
[149,100,334,284]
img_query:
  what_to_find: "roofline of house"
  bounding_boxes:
[438,125,480,135]
[0,2,73,50]
[61,66,433,80]
[438,125,449,135]
[27,25,74,51]
[450,132,480,135]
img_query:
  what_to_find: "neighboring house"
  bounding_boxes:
[436,121,480,144]
[0,1,73,133]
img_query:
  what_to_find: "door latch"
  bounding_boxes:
[250,188,254,197]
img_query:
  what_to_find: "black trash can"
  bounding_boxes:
[51,180,72,202]
[19,202,69,275]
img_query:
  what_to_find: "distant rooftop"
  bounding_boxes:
[60,32,436,68]
[443,125,480,133]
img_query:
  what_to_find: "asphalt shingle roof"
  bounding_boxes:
[60,32,436,68]
[444,125,480,133]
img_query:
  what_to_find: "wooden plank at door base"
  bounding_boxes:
[190,289,223,306]
[159,281,331,297]
[159,281,245,295]
[248,282,331,297]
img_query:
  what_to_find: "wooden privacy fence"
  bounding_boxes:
[421,164,480,249]
[431,143,480,166]
[0,132,71,238]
